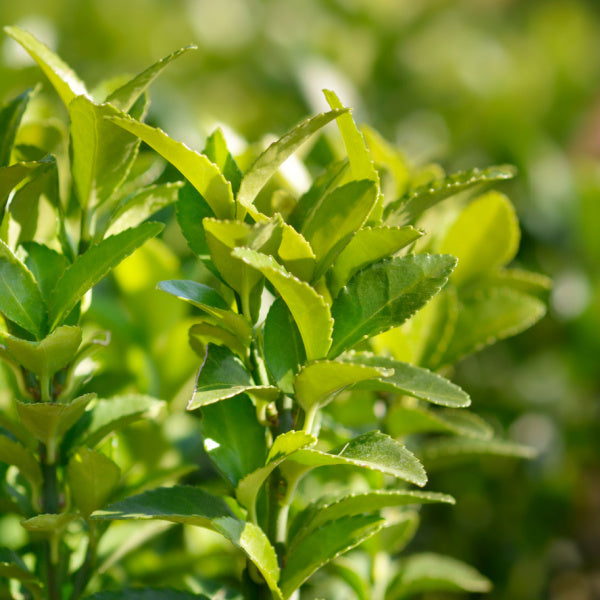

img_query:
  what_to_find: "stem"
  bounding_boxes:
[41,444,60,600]
[69,521,98,600]
[302,405,319,434]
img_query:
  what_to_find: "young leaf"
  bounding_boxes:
[385,164,517,226]
[189,344,277,410]
[329,254,457,357]
[263,298,306,394]
[386,405,493,440]
[1,326,82,381]
[200,394,267,487]
[439,286,546,366]
[232,248,333,360]
[294,360,392,414]
[203,127,243,195]
[22,242,69,302]
[0,238,46,338]
[277,222,315,281]
[3,26,88,107]
[69,97,140,209]
[67,447,121,517]
[439,191,520,286]
[93,486,283,599]
[281,431,427,487]
[300,179,378,279]
[106,45,197,112]
[48,222,164,331]
[329,225,423,297]
[236,109,348,219]
[0,87,35,167]
[108,114,235,219]
[280,514,385,598]
[104,181,183,237]
[386,552,492,599]
[0,161,44,224]
[342,353,470,408]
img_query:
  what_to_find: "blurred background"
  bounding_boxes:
[1,1,599,598]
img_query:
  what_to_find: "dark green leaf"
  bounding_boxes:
[0,238,45,338]
[0,435,42,493]
[85,590,210,600]
[22,243,68,303]
[329,254,456,357]
[200,394,267,487]
[175,181,215,262]
[0,87,35,167]
[203,127,243,196]
[0,161,44,224]
[48,222,164,331]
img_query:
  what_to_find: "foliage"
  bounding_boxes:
[0,26,549,600]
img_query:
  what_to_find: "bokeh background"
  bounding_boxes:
[1,1,599,598]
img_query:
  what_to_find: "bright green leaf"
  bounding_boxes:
[189,322,246,359]
[0,161,44,224]
[277,222,315,281]
[48,222,164,331]
[203,127,243,196]
[329,254,457,357]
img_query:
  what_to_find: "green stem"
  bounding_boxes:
[301,404,319,434]
[41,444,60,600]
[69,521,98,600]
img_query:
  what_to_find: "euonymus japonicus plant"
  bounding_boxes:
[0,27,550,600]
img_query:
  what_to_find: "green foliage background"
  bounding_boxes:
[1,1,599,598]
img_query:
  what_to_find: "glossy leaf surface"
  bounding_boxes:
[0,87,34,167]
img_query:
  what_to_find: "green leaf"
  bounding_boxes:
[3,26,88,107]
[16,393,95,458]
[232,248,333,360]
[200,394,267,487]
[329,225,423,297]
[157,279,252,345]
[93,486,282,599]
[67,447,121,517]
[323,89,381,219]
[440,286,546,366]
[263,298,306,394]
[294,359,392,414]
[189,344,277,410]
[482,267,553,298]
[48,222,164,331]
[0,87,35,167]
[106,45,197,112]
[0,435,43,492]
[175,182,215,262]
[236,109,348,219]
[439,191,520,286]
[421,437,536,469]
[1,326,81,380]
[104,181,183,237]
[282,431,426,487]
[0,161,44,224]
[386,164,517,226]
[277,223,315,281]
[63,394,164,451]
[85,590,210,600]
[280,514,385,598]
[0,547,42,596]
[236,431,315,514]
[108,115,235,219]
[342,353,470,408]
[203,127,243,196]
[386,405,493,440]
[0,238,46,338]
[387,552,492,599]
[300,179,378,279]
[329,254,457,357]
[22,243,69,303]
[290,490,454,546]
[189,322,246,360]
[21,512,78,534]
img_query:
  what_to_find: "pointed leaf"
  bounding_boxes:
[200,394,267,487]
[342,353,470,408]
[440,191,520,286]
[0,161,44,224]
[0,547,42,593]
[48,222,163,330]
[277,223,315,281]
[22,242,68,302]
[280,514,385,598]
[329,254,456,357]
[386,164,517,226]
[176,181,215,261]
[294,360,392,413]
[0,87,35,167]
[108,115,235,219]
[329,225,422,297]
[0,238,45,338]
[93,486,282,598]
[189,322,246,359]
[232,248,333,360]
[263,298,306,394]
[189,344,277,410]
[107,45,197,112]
[67,447,120,517]
[3,26,88,106]
[104,181,183,237]
[387,553,492,599]
[300,179,378,278]
[0,435,42,491]
[237,109,347,219]
[203,127,243,196]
